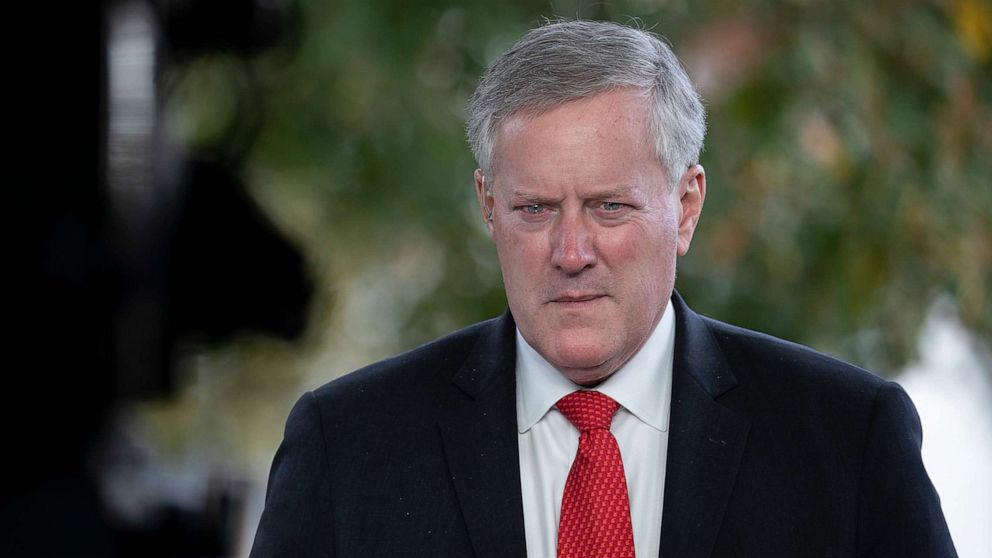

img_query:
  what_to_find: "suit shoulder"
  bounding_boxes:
[699,314,886,396]
[311,316,501,404]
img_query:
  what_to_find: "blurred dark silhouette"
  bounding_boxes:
[3,1,307,556]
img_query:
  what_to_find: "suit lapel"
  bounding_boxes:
[438,312,527,558]
[660,293,751,558]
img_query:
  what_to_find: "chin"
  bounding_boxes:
[551,339,619,384]
[563,368,615,387]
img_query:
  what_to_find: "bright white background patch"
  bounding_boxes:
[898,298,992,558]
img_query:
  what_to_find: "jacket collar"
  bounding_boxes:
[439,310,527,558]
[660,291,751,558]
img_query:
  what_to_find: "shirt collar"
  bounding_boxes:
[515,299,675,433]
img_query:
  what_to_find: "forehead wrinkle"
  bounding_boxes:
[507,183,642,203]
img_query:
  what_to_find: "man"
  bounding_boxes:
[251,20,955,557]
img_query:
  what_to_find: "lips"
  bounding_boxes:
[552,293,604,303]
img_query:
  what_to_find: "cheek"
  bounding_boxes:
[505,221,552,255]
[495,229,546,291]
[610,221,679,288]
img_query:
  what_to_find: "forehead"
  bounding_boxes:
[498,89,652,149]
[491,89,659,188]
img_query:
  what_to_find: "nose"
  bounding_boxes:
[551,211,597,274]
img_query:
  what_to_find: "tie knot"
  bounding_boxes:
[556,391,620,432]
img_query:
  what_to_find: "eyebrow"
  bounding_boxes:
[586,185,635,199]
[508,190,558,204]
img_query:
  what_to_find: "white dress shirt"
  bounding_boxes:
[516,300,675,558]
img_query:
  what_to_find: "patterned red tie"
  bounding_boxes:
[556,390,635,558]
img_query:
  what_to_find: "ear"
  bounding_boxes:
[474,169,495,237]
[676,164,706,257]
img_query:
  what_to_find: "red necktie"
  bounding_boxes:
[556,390,635,558]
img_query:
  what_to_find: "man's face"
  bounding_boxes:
[476,88,705,385]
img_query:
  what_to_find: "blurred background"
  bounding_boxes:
[4,0,990,556]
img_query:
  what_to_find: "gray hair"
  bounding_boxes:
[466,20,706,188]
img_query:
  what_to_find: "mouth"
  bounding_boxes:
[551,293,605,304]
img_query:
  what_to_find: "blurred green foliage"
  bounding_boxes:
[172,0,991,378]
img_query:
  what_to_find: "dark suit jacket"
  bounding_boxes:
[250,292,955,557]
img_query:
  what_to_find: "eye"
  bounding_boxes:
[594,200,633,220]
[521,204,546,215]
